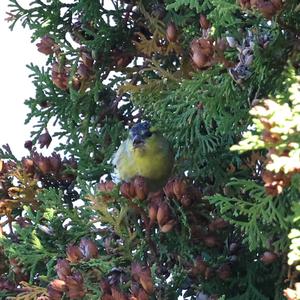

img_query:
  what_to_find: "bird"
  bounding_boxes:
[112,121,174,191]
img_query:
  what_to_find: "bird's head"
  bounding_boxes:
[129,121,154,148]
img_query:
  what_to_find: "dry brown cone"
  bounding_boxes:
[33,154,51,175]
[51,279,67,292]
[216,263,232,281]
[190,38,215,69]
[157,201,171,226]
[36,35,56,55]
[0,199,14,216]
[0,160,8,176]
[147,191,164,226]
[189,256,208,277]
[130,287,149,300]
[148,202,159,226]
[160,219,176,233]
[239,0,282,18]
[111,49,133,70]
[256,0,278,19]
[111,287,129,300]
[202,234,222,248]
[163,179,176,198]
[47,284,63,300]
[166,22,177,42]
[133,176,149,200]
[97,180,116,202]
[262,170,291,196]
[164,178,197,207]
[38,131,52,149]
[0,278,16,292]
[120,182,136,200]
[172,178,188,200]
[79,238,99,260]
[66,245,84,263]
[98,181,116,192]
[48,279,66,300]
[22,158,35,174]
[271,0,283,10]
[260,251,278,265]
[208,218,229,231]
[195,257,209,273]
[131,262,154,295]
[65,272,86,299]
[139,271,154,294]
[48,153,62,174]
[51,62,69,90]
[199,14,211,29]
[80,48,94,69]
[55,259,72,281]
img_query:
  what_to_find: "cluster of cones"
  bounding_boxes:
[22,152,77,180]
[117,177,202,233]
[21,135,77,185]
[262,170,292,196]
[0,144,78,222]
[0,256,29,294]
[72,48,95,91]
[190,15,218,70]
[101,262,154,300]
[36,36,69,91]
[47,237,155,300]
[38,30,135,92]
[189,14,236,71]
[190,37,215,69]
[118,177,201,206]
[37,35,95,92]
[98,176,234,238]
[188,249,278,291]
[51,62,70,91]
[189,256,233,282]
[239,0,283,19]
[251,99,300,196]
[22,132,77,182]
[98,177,184,233]
[47,238,99,299]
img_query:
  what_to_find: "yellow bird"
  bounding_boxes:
[113,121,174,190]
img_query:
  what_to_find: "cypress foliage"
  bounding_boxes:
[0,0,300,299]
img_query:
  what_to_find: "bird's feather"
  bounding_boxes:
[112,126,173,190]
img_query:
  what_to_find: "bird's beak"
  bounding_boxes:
[132,135,144,148]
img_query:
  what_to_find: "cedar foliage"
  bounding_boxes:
[0,0,300,299]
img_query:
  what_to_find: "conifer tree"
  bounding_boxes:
[0,0,300,299]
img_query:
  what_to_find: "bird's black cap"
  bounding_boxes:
[130,121,152,146]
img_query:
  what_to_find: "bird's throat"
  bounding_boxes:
[133,142,145,149]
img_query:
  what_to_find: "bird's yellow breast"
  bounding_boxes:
[132,134,173,181]
[113,132,173,190]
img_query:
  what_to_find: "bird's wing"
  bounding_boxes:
[112,141,125,167]
[112,139,136,182]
